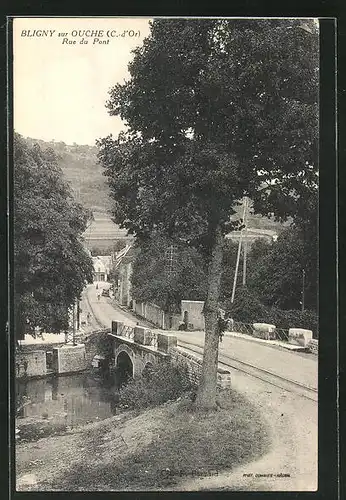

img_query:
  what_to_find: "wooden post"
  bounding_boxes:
[231,197,247,303]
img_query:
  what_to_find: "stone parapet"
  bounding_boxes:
[52,344,87,374]
[288,328,313,347]
[111,321,124,335]
[157,333,177,353]
[134,326,152,345]
[170,347,231,388]
[307,338,318,355]
[16,350,47,378]
[253,323,277,340]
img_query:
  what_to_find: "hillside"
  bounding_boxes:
[24,137,111,213]
[22,136,287,241]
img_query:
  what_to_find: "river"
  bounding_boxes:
[16,370,122,442]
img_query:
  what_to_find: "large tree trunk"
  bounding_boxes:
[195,225,224,409]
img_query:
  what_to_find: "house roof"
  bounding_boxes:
[92,255,111,273]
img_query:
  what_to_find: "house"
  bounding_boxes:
[114,245,135,306]
[92,256,111,282]
[117,257,133,306]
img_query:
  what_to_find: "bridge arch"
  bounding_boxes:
[114,344,135,382]
[117,351,133,383]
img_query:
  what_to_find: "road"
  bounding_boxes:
[85,283,317,391]
[85,283,318,491]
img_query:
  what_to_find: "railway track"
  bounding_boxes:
[178,339,318,403]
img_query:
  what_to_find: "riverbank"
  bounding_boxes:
[16,388,270,491]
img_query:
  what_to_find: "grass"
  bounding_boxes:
[20,388,270,491]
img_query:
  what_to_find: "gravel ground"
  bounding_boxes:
[68,287,318,491]
[172,368,317,491]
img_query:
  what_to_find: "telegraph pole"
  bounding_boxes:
[72,300,76,345]
[76,299,80,331]
[231,197,248,303]
[242,197,249,286]
[301,269,305,312]
[169,245,174,274]
[166,244,176,276]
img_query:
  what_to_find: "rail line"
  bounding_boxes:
[178,339,318,403]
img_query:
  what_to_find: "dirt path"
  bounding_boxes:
[80,291,318,491]
[171,369,317,492]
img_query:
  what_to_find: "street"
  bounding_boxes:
[85,283,318,391]
[84,283,318,491]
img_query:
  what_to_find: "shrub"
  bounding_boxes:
[224,286,318,337]
[118,361,196,410]
[268,308,318,336]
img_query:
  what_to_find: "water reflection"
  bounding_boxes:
[16,371,120,437]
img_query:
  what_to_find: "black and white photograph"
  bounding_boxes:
[12,16,320,492]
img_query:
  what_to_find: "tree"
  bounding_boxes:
[14,133,94,339]
[98,19,318,408]
[130,233,207,313]
[247,226,317,310]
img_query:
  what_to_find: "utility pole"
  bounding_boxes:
[166,244,176,276]
[231,197,248,303]
[169,245,174,274]
[72,301,76,345]
[301,269,305,312]
[76,299,80,331]
[242,197,249,286]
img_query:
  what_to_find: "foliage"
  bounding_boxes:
[130,233,207,312]
[225,286,318,336]
[14,133,94,337]
[247,226,317,310]
[98,19,318,407]
[101,19,318,233]
[118,361,196,410]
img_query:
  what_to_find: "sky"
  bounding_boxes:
[13,18,152,146]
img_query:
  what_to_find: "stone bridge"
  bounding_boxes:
[105,321,232,388]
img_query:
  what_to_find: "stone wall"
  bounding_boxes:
[144,303,165,328]
[84,328,113,365]
[181,300,205,330]
[169,347,231,389]
[52,344,87,374]
[132,300,181,330]
[16,350,47,378]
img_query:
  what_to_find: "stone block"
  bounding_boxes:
[134,326,148,344]
[253,323,276,340]
[288,328,313,347]
[307,338,318,354]
[112,321,124,335]
[53,344,87,374]
[16,350,47,378]
[157,333,177,353]
[217,372,232,388]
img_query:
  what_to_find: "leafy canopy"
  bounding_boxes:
[14,133,94,334]
[99,18,318,251]
[130,233,207,312]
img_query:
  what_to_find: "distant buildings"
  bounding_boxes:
[92,256,111,282]
[113,245,134,306]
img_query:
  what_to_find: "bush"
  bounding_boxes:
[118,361,196,410]
[225,287,268,323]
[268,308,318,336]
[225,286,318,337]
